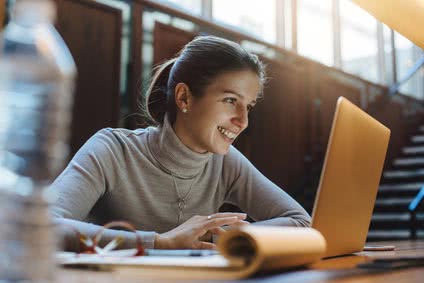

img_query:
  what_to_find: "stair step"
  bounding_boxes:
[378,183,423,197]
[377,186,421,198]
[372,213,408,221]
[380,182,424,190]
[412,135,424,143]
[370,124,424,241]
[384,169,424,178]
[382,170,424,183]
[375,198,412,205]
[403,146,424,155]
[367,230,424,241]
[370,213,424,229]
[393,157,424,167]
[374,198,412,212]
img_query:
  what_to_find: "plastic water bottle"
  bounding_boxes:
[0,0,76,281]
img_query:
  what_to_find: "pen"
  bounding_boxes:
[144,249,219,257]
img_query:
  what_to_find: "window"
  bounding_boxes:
[382,24,394,85]
[340,0,379,83]
[282,0,293,49]
[95,0,131,96]
[141,0,424,99]
[297,0,333,66]
[212,0,276,44]
[395,32,424,99]
[160,0,202,16]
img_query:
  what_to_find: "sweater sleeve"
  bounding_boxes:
[49,129,157,249]
[222,146,311,227]
[49,129,117,220]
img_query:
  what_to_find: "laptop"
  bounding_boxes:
[311,96,391,258]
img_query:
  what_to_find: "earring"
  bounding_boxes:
[182,108,188,113]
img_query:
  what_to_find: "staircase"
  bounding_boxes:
[368,126,424,241]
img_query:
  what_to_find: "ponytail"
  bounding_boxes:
[143,58,177,126]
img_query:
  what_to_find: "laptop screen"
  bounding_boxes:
[311,96,390,258]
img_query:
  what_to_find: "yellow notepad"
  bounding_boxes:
[57,226,326,280]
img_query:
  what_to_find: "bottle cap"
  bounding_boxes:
[12,0,56,25]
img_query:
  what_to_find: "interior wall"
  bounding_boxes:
[55,0,122,157]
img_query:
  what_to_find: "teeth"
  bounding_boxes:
[218,126,236,139]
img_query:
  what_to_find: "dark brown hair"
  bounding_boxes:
[143,36,266,126]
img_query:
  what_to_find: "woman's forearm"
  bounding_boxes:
[252,215,311,227]
[54,218,157,251]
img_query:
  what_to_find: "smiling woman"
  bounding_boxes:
[144,36,264,156]
[172,69,260,155]
[50,36,311,252]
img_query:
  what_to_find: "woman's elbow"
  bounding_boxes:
[293,215,312,227]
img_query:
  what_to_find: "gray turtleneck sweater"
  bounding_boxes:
[50,117,311,249]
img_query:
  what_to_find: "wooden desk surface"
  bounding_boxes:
[57,240,424,283]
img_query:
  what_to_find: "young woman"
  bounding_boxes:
[51,36,311,251]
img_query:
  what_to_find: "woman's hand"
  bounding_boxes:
[154,213,249,249]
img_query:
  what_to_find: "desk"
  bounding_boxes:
[57,240,424,283]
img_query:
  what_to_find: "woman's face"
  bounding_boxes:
[174,69,261,155]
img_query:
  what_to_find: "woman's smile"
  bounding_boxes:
[217,126,238,140]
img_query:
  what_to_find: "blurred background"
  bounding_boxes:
[1,0,424,241]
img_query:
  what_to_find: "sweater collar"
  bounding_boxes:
[147,115,213,179]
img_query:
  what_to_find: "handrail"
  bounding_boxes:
[409,187,424,212]
[389,56,424,95]
[408,186,424,239]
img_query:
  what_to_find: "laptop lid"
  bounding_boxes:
[311,96,390,258]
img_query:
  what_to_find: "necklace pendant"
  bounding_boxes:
[171,173,198,225]
[177,211,182,225]
[178,198,186,211]
[177,199,184,225]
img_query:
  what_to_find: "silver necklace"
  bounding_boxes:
[170,173,198,225]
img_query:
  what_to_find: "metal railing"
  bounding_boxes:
[409,186,424,239]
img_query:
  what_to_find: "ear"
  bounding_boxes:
[174,82,192,112]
